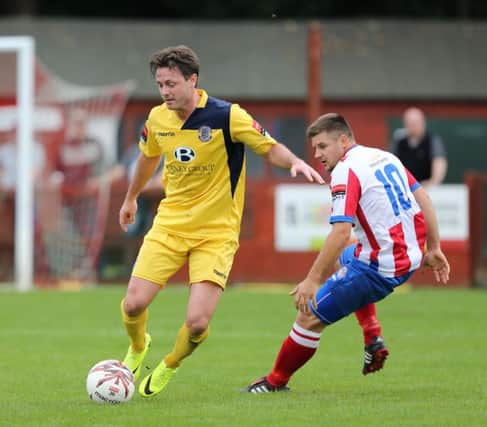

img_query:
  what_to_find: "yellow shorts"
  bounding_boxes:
[132,226,239,289]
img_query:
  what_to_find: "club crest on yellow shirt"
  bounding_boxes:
[198,126,212,142]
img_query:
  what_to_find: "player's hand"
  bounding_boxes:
[290,278,318,314]
[290,159,325,184]
[423,248,450,284]
[119,198,138,232]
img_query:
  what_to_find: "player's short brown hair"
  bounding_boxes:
[307,113,354,140]
[149,45,200,79]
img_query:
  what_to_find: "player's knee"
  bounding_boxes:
[296,311,325,333]
[123,297,146,317]
[186,316,209,336]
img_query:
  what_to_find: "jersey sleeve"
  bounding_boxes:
[329,164,361,225]
[138,113,162,157]
[229,104,277,154]
[405,167,421,191]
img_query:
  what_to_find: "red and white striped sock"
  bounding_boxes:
[266,322,321,387]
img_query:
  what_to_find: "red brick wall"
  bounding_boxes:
[123,99,482,287]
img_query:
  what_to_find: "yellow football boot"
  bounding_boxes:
[138,360,178,398]
[122,333,152,380]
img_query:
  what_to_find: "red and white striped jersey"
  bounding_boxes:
[330,145,426,278]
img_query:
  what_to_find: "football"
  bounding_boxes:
[86,359,135,404]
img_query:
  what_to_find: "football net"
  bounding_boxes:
[0,42,134,288]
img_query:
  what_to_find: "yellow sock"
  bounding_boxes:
[120,299,148,352]
[164,323,210,368]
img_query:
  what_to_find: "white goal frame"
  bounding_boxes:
[0,36,35,291]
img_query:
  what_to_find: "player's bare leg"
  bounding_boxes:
[165,281,222,367]
[121,277,160,379]
[139,281,223,397]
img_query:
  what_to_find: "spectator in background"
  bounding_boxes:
[49,108,103,192]
[40,108,105,280]
[391,107,448,187]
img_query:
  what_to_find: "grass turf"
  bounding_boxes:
[1,285,486,427]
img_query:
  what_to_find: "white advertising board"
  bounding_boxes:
[275,184,469,252]
[427,184,469,241]
[275,184,332,251]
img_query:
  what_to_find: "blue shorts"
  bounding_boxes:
[309,244,414,325]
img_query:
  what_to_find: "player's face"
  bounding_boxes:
[311,132,347,172]
[155,66,197,112]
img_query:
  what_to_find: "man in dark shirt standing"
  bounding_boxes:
[391,107,448,187]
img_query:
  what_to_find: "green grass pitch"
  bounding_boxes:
[1,285,486,427]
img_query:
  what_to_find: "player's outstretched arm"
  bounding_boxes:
[413,185,450,284]
[266,143,324,184]
[291,222,351,313]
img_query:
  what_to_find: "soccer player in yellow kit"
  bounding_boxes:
[118,45,324,398]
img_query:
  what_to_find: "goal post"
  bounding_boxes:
[0,36,35,292]
[0,38,135,290]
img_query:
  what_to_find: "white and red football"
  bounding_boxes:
[86,359,135,404]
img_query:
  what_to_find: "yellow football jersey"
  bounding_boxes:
[139,89,276,239]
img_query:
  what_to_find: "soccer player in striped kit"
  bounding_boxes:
[247,113,450,393]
